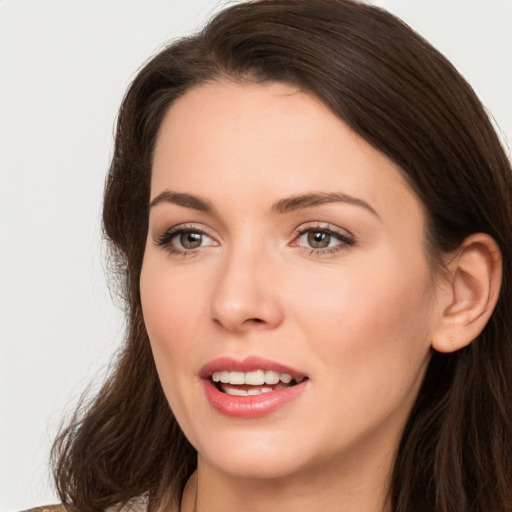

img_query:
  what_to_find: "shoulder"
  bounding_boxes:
[21,507,69,512]
[21,502,149,512]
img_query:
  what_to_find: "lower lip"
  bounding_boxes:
[203,379,307,419]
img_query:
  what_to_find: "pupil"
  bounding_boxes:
[308,231,330,248]
[181,231,202,249]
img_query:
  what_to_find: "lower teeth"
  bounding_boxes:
[228,387,273,396]
[218,382,294,396]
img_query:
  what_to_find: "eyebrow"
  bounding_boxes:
[271,192,379,217]
[149,191,213,212]
[149,189,378,217]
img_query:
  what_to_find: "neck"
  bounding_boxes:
[181,450,393,512]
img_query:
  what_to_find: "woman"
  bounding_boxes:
[43,0,512,511]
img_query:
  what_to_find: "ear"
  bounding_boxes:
[431,233,502,353]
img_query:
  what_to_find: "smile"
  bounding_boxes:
[201,357,309,418]
[211,370,305,396]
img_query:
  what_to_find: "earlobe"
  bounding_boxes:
[431,233,502,353]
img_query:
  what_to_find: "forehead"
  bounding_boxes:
[151,80,423,231]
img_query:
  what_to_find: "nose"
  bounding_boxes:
[210,245,284,332]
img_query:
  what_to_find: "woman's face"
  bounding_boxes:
[140,81,440,481]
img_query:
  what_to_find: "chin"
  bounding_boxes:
[203,452,307,480]
[194,429,314,480]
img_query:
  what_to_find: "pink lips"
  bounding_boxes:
[200,356,308,419]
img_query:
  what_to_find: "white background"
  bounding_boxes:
[0,1,510,510]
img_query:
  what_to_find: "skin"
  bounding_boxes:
[140,81,447,512]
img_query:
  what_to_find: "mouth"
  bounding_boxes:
[201,357,309,418]
[211,369,306,396]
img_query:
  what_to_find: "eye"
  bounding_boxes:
[176,230,207,249]
[292,224,355,255]
[302,230,336,249]
[155,225,218,255]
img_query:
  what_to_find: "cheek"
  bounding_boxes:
[140,258,199,370]
[287,259,434,440]
[140,258,206,422]
[140,252,208,335]
[287,254,434,371]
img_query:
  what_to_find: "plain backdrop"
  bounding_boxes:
[0,0,510,510]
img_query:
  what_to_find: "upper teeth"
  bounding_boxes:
[212,370,296,385]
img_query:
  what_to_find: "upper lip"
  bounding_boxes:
[199,356,306,380]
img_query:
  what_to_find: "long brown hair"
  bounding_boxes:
[52,1,512,511]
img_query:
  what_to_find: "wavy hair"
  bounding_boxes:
[52,1,512,511]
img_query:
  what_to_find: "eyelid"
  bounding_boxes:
[154,223,219,254]
[291,221,354,239]
[290,222,356,253]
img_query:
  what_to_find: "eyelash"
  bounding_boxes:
[154,223,355,257]
[292,223,355,256]
[154,224,217,257]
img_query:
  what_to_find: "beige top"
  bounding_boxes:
[23,502,149,512]
[22,507,68,512]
